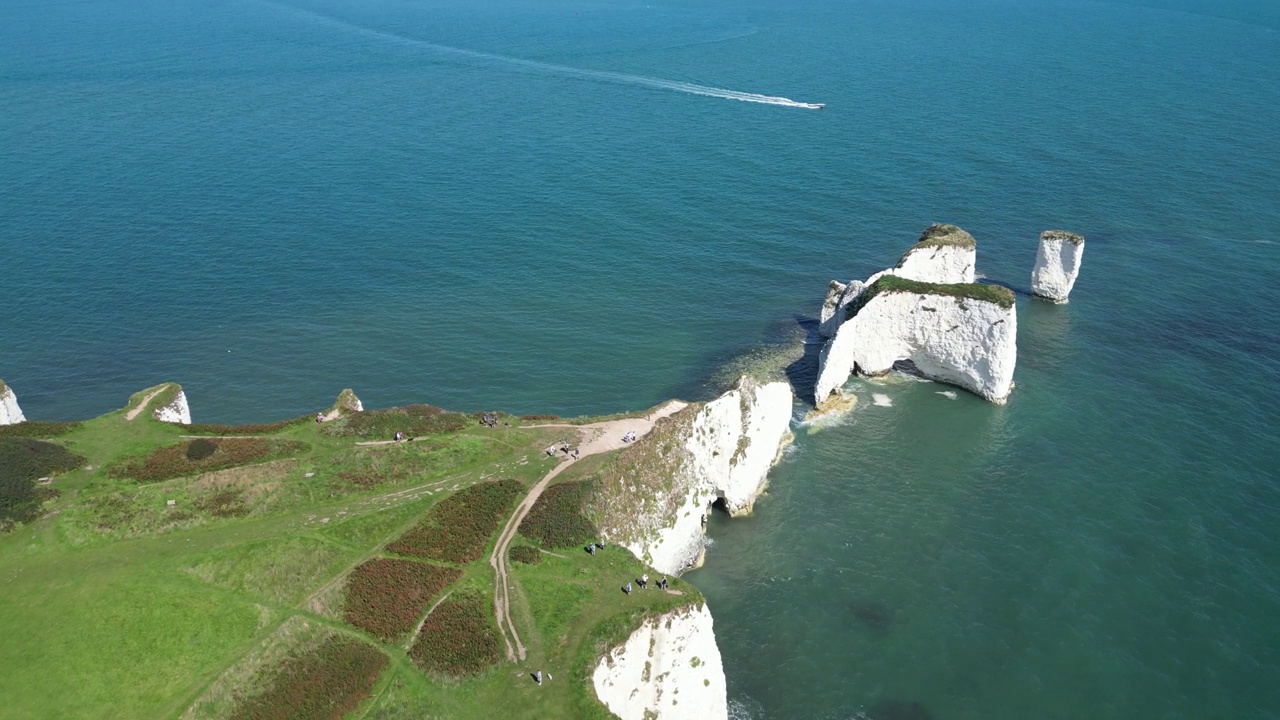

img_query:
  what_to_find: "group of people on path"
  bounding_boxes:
[623,572,668,594]
[547,442,579,459]
[621,430,637,443]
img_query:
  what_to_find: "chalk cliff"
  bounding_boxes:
[590,376,794,576]
[814,277,1017,404]
[893,224,977,284]
[0,380,26,425]
[1031,230,1085,303]
[154,387,192,424]
[592,603,727,720]
[331,388,363,414]
[818,225,976,340]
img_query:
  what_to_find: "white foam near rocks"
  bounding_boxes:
[592,603,727,720]
[872,394,893,407]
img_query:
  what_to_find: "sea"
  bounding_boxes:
[2,0,1278,717]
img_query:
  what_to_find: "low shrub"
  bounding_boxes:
[194,490,249,518]
[509,544,541,565]
[109,439,308,483]
[185,415,311,436]
[519,480,598,549]
[0,438,84,525]
[343,558,461,642]
[322,405,467,439]
[388,480,523,563]
[409,592,501,676]
[0,421,82,439]
[519,414,560,421]
[228,635,387,720]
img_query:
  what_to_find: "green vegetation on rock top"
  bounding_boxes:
[896,224,977,266]
[850,274,1016,315]
[1042,229,1085,245]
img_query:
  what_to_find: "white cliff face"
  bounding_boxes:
[154,390,192,424]
[592,603,727,720]
[685,378,794,516]
[1031,230,1085,303]
[815,291,1017,404]
[894,243,976,284]
[598,377,794,576]
[0,382,25,425]
[818,279,865,339]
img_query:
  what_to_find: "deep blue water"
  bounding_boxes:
[3,0,1279,718]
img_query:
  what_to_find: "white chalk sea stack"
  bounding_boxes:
[1031,230,1085,303]
[813,224,1018,405]
[814,279,1018,404]
[590,375,794,576]
[892,223,977,284]
[592,603,727,720]
[0,380,26,425]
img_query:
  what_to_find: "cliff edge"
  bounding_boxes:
[588,376,794,576]
[592,603,727,720]
[0,380,26,425]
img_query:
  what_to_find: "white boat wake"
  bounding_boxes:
[267,1,824,110]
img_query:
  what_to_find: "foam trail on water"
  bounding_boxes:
[268,1,824,110]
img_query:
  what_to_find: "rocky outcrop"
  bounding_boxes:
[592,603,727,720]
[589,376,794,576]
[815,277,1017,404]
[818,225,976,340]
[0,380,26,425]
[154,388,192,424]
[1031,230,1085,303]
[893,224,977,284]
[819,279,865,339]
[331,388,363,414]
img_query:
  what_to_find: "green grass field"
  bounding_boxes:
[0,396,699,720]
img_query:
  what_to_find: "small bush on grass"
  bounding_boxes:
[0,438,84,525]
[228,635,387,720]
[409,592,501,676]
[109,439,308,483]
[343,558,461,642]
[519,414,560,421]
[519,480,598,549]
[509,544,541,565]
[0,421,82,438]
[185,415,311,436]
[322,405,467,439]
[388,480,523,563]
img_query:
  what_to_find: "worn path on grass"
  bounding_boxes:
[489,401,688,662]
[124,386,167,421]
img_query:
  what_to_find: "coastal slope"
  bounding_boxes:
[588,376,794,576]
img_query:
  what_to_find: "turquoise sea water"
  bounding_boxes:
[3,0,1279,717]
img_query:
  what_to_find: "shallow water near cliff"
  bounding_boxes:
[3,0,1280,717]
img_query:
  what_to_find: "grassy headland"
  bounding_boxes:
[0,395,701,720]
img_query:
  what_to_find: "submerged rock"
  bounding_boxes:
[1031,229,1085,303]
[815,276,1017,405]
[589,376,794,576]
[592,603,727,720]
[0,380,26,425]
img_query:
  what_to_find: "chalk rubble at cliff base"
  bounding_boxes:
[1031,229,1086,303]
[813,224,1017,404]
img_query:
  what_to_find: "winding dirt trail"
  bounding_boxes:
[488,401,687,662]
[125,386,167,421]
